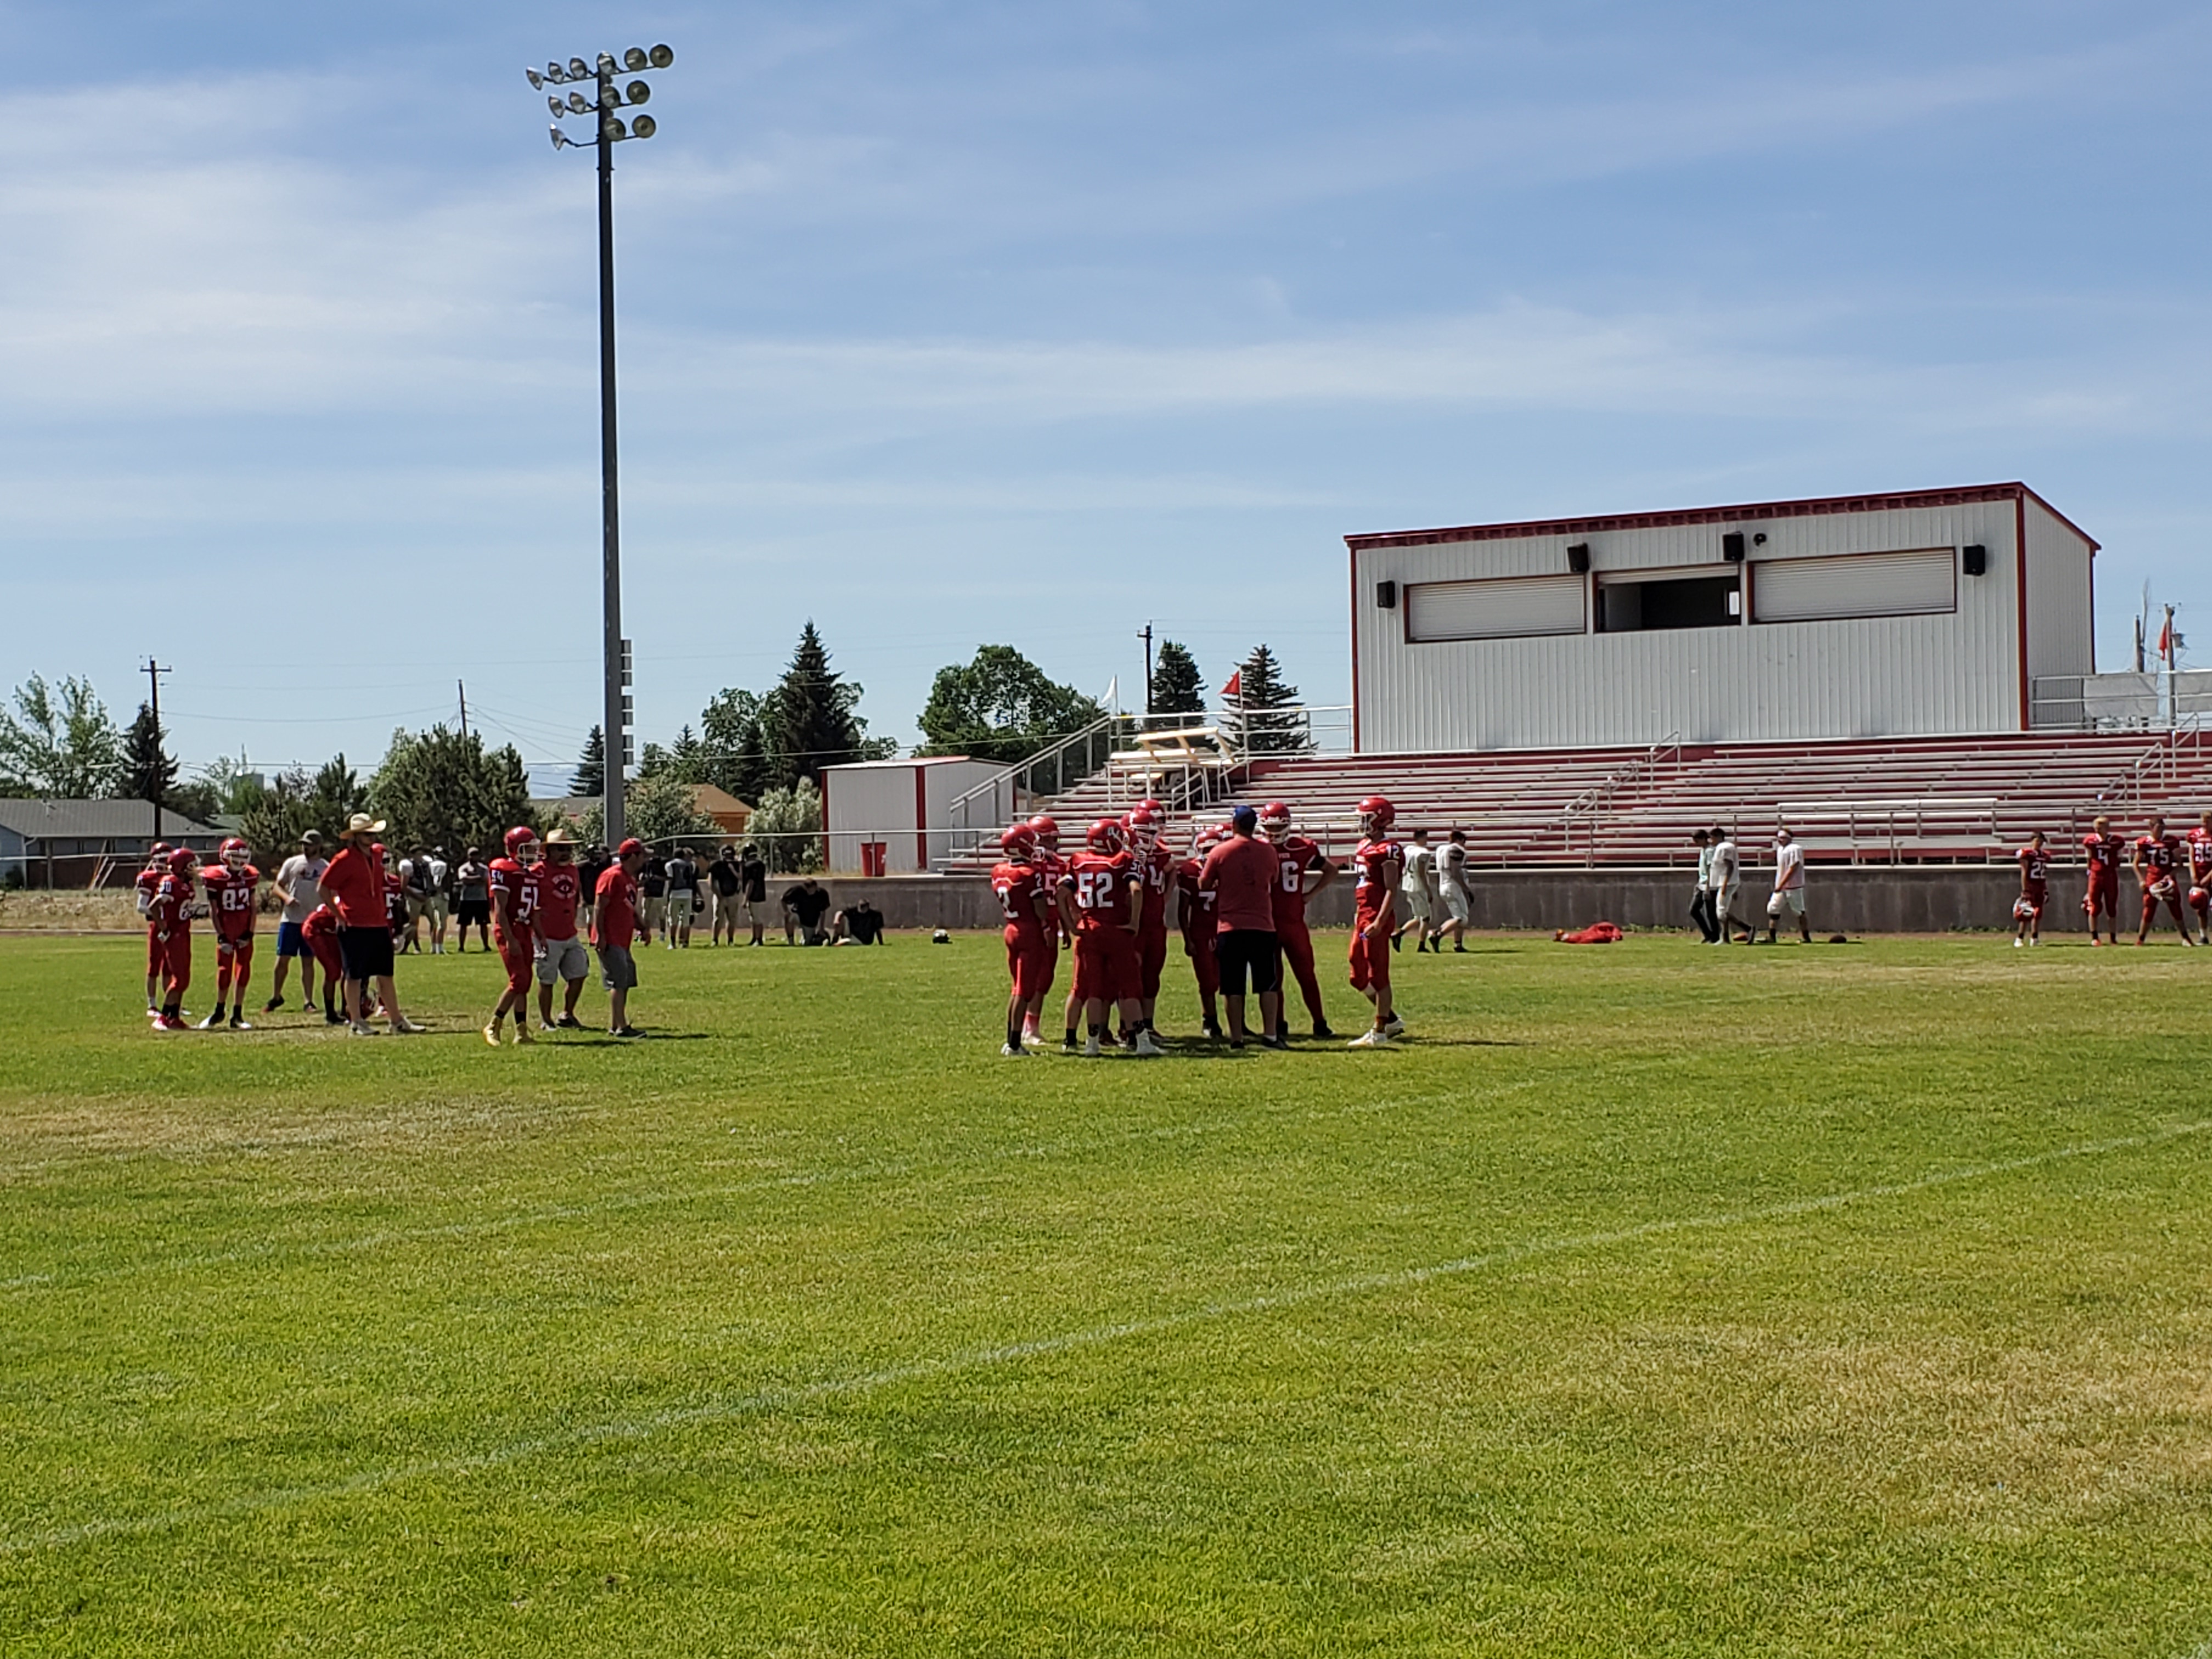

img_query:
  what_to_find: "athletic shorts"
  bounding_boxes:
[405,895,432,922]
[1348,924,1390,992]
[1215,928,1280,998]
[1138,925,1169,1002]
[339,924,395,981]
[425,894,448,925]
[1769,888,1805,917]
[454,899,490,926]
[535,934,590,984]
[1398,886,1432,923]
[668,893,693,925]
[1071,929,1138,1004]
[2087,873,2118,915]
[275,920,310,958]
[597,944,637,991]
[641,896,668,931]
[1005,927,1055,1002]
[1440,882,1471,924]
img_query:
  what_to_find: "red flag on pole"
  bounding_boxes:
[2159,610,2174,662]
[1221,669,1242,698]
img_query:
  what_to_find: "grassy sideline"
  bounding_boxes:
[2,929,2209,1656]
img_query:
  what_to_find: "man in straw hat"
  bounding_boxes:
[319,813,421,1035]
[530,826,591,1031]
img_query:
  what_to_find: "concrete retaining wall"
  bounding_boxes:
[795,865,2093,936]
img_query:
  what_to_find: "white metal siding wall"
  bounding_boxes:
[1354,500,2027,751]
[825,766,918,873]
[2022,496,2095,680]
[921,761,1008,868]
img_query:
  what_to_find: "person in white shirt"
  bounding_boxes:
[1765,827,1811,943]
[1434,828,1472,952]
[1705,825,1741,944]
[1395,826,1441,952]
[264,830,329,1011]
[1689,829,1719,942]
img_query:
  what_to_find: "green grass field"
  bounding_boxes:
[2,929,2209,1656]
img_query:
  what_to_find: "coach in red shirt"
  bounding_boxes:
[592,837,648,1037]
[1200,805,1286,1049]
[320,813,417,1034]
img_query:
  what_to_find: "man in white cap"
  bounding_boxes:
[319,813,420,1034]
[530,826,591,1031]
[264,828,328,1013]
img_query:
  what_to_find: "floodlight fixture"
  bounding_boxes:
[548,94,565,117]
[624,47,649,71]
[597,52,618,73]
[567,56,589,78]
[625,80,650,106]
[546,60,567,82]
[602,115,628,140]
[566,90,590,114]
[549,125,570,150]
[631,114,656,139]
[648,44,674,67]
[526,67,544,89]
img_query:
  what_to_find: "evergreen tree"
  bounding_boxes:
[121,702,177,808]
[571,726,605,799]
[918,645,1099,764]
[369,726,539,859]
[700,687,771,804]
[0,673,124,798]
[240,754,372,869]
[761,622,878,786]
[1229,644,1310,755]
[1150,640,1205,718]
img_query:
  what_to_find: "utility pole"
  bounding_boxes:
[144,659,170,842]
[457,679,469,737]
[1138,623,1154,720]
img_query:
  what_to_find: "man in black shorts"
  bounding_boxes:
[452,847,492,951]
[741,844,769,944]
[707,844,743,944]
[782,877,832,945]
[832,898,885,944]
[1198,805,1286,1048]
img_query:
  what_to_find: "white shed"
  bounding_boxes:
[1346,482,2096,753]
[820,756,1012,874]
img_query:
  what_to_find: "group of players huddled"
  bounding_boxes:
[134,813,658,1041]
[990,793,1412,1054]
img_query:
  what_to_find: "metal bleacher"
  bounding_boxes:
[941,720,2212,871]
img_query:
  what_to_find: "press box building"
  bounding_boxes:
[1345,483,2097,753]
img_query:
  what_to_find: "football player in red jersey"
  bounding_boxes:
[148,847,202,1030]
[2188,810,2212,940]
[2013,829,2050,948]
[2132,815,2196,946]
[531,827,591,1030]
[2083,814,2125,944]
[137,841,174,1015]
[1260,801,1336,1039]
[1125,804,1175,1043]
[991,823,1056,1055]
[1347,795,1406,1047]
[1176,825,1226,1039]
[301,902,346,1023]
[1057,818,1159,1057]
[196,837,261,1028]
[485,825,541,1046]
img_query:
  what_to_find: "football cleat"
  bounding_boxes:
[1083,1034,1103,1057]
[263,995,284,1012]
[155,1014,188,1032]
[1384,1015,1406,1036]
[484,1022,503,1047]
[228,1014,250,1030]
[513,1023,535,1045]
[1346,1029,1392,1048]
[391,1017,425,1034]
[196,1011,223,1030]
[1134,1030,1163,1057]
[1001,1042,1026,1057]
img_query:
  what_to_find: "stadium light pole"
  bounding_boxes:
[526,43,674,844]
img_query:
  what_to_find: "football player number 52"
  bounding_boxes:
[1075,871,1115,909]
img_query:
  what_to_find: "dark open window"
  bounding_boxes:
[1598,572,1740,633]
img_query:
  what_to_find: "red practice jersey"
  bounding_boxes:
[200,863,261,941]
[529,860,584,939]
[2190,827,2212,884]
[136,865,163,916]
[1269,835,1327,930]
[2017,845,2050,888]
[383,869,409,932]
[1352,838,1403,922]
[1064,849,1135,933]
[1175,859,1217,944]
[2084,832,2126,877]
[488,856,535,936]
[2136,833,2182,882]
[1135,845,1173,936]
[991,860,1052,938]
[150,871,195,933]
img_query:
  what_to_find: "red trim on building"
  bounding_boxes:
[2015,494,2032,732]
[914,766,929,871]
[1348,545,1362,753]
[1344,481,2101,555]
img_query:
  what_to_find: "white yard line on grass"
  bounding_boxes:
[8,1116,2208,1558]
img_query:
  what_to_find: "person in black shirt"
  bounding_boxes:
[707,844,743,945]
[740,845,769,945]
[832,898,885,945]
[665,848,698,949]
[782,878,832,945]
[579,843,613,932]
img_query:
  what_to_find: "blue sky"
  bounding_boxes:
[4,1,2208,787]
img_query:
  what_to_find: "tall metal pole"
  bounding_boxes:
[596,68,627,847]
[145,659,168,842]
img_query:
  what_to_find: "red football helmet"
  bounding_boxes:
[1086,817,1126,854]
[504,825,540,861]
[1357,795,1397,835]
[999,822,1037,857]
[1137,797,1164,816]
[1259,800,1292,842]
[1127,804,1164,845]
[1192,823,1228,854]
[166,847,198,876]
[149,840,173,861]
[219,836,250,870]
[1028,814,1060,851]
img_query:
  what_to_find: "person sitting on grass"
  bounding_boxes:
[783,877,832,945]
[832,898,885,945]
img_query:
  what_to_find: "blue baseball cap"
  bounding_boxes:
[1231,804,1258,833]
